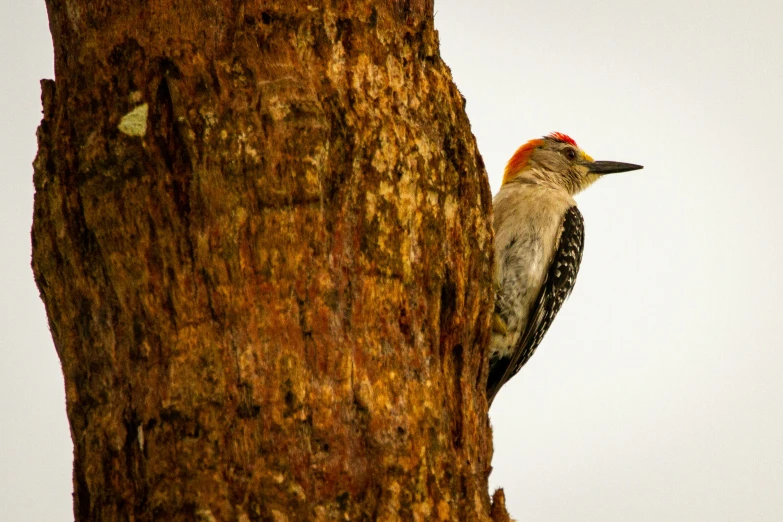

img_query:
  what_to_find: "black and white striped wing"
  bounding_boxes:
[487,206,585,403]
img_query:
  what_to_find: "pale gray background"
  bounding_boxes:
[2,1,782,520]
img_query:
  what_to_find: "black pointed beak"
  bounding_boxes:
[587,160,644,175]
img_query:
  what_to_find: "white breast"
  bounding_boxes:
[490,181,575,359]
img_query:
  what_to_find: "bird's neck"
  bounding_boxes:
[504,167,574,195]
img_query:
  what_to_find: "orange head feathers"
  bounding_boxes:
[502,139,543,185]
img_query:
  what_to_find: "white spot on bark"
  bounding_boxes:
[118,103,148,137]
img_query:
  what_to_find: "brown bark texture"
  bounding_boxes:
[33,1,505,520]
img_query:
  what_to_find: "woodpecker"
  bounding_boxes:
[487,132,642,404]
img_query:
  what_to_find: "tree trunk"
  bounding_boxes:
[32,1,507,520]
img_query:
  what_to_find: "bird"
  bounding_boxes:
[487,132,642,404]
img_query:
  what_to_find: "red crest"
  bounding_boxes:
[546,132,578,147]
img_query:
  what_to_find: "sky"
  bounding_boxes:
[2,1,783,520]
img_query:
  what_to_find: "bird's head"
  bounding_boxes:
[502,132,643,194]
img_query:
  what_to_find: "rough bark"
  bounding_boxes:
[32,1,504,520]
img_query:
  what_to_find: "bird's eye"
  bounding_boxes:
[564,148,577,160]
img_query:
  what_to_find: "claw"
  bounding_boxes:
[492,314,508,335]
